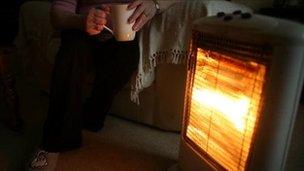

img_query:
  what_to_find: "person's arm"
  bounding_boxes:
[50,0,109,35]
[50,0,84,30]
[50,10,85,30]
[157,0,181,13]
[128,0,181,31]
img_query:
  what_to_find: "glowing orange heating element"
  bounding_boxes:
[185,48,266,171]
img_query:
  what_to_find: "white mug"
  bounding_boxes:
[104,3,136,41]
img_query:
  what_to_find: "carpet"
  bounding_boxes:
[0,76,180,171]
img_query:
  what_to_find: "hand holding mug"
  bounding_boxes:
[84,1,157,41]
[84,5,110,35]
[127,0,157,32]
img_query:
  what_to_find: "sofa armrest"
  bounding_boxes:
[14,1,60,90]
[15,1,60,65]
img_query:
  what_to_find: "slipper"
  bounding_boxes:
[28,149,59,171]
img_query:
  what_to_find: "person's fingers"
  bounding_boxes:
[88,10,105,23]
[132,13,148,31]
[86,8,110,35]
[91,17,107,25]
[87,22,95,29]
[86,24,101,35]
[96,4,110,13]
[87,21,99,30]
[87,18,105,34]
[88,8,108,27]
[93,9,107,18]
[101,4,111,12]
[87,8,95,19]
[87,9,106,26]
[127,0,143,10]
[96,24,104,31]
[89,23,103,32]
[128,4,145,23]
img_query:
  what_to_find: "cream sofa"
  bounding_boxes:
[15,0,272,132]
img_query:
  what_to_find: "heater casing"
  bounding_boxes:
[179,14,304,171]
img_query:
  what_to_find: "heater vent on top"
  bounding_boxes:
[184,46,268,171]
[192,31,272,61]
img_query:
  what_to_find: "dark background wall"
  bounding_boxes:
[0,1,25,44]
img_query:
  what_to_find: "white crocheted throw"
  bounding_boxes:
[130,0,251,104]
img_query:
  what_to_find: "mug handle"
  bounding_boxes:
[103,25,114,35]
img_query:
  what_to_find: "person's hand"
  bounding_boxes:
[127,0,157,32]
[84,5,110,35]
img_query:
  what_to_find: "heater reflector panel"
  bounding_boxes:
[185,48,267,171]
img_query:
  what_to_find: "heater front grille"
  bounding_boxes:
[184,47,267,171]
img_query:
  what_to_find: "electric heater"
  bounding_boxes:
[179,13,304,171]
